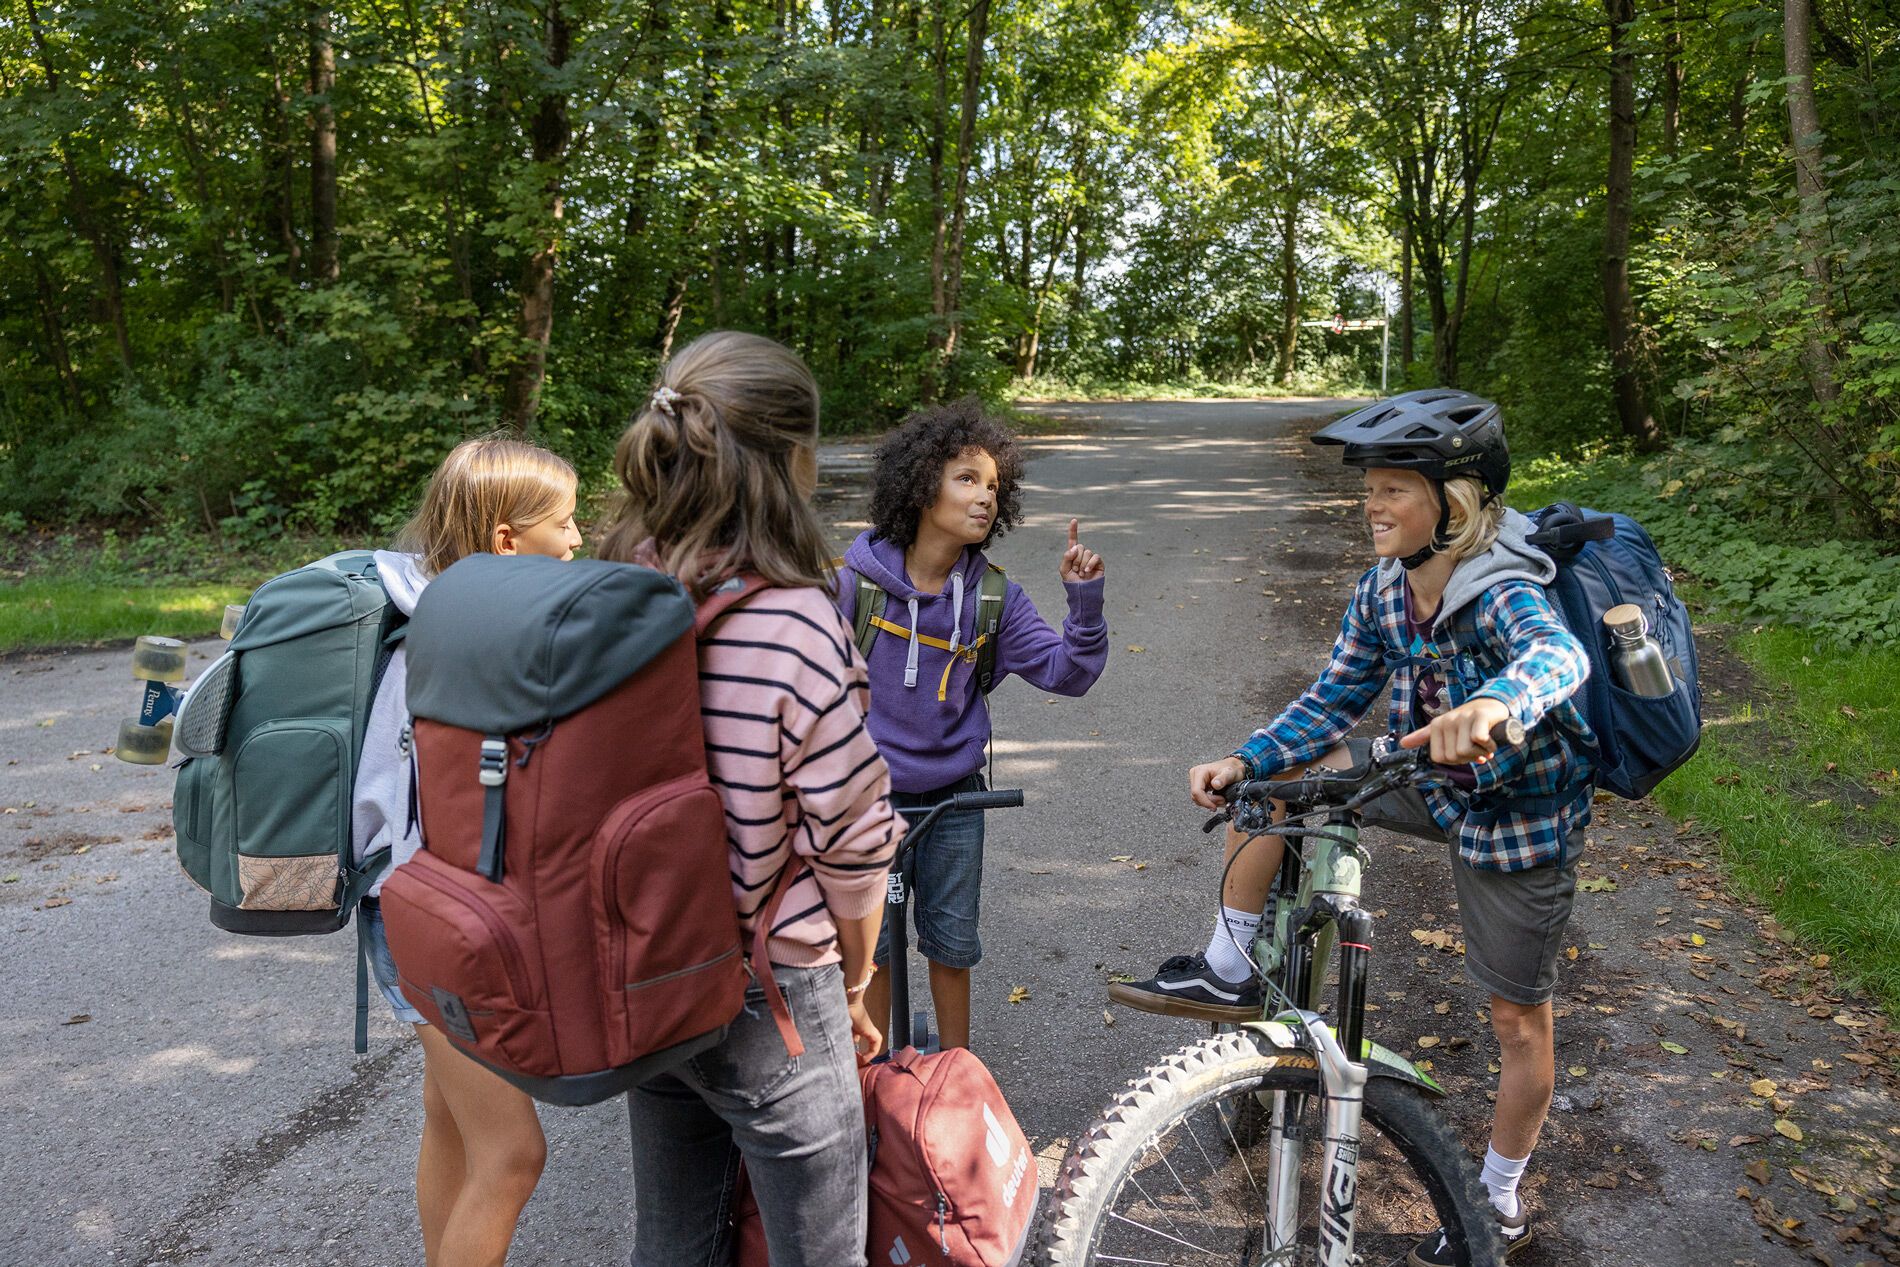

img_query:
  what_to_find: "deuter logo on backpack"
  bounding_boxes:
[985,1101,1031,1209]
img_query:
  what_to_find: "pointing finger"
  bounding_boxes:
[1068,518,1079,550]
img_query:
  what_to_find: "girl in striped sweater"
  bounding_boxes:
[601,331,904,1267]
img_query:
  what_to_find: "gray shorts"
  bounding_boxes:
[1342,739,1582,1007]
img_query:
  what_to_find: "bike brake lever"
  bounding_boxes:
[1201,809,1231,834]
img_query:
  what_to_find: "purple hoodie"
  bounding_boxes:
[838,531,1107,794]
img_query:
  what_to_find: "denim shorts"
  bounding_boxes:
[874,772,987,970]
[358,898,426,1026]
[1342,738,1582,1008]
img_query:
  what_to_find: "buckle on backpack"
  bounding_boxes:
[478,739,508,787]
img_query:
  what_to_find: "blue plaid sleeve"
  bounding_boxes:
[1465,580,1590,727]
[1234,571,1388,777]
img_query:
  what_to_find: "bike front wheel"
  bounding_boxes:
[1039,1029,1502,1266]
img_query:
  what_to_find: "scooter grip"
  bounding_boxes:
[950,789,1025,811]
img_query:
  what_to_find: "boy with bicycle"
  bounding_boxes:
[1112,390,1595,1264]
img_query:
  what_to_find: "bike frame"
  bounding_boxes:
[1250,805,1379,1267]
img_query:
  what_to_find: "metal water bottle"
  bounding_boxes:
[1604,603,1675,697]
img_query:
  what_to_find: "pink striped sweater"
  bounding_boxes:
[699,584,906,967]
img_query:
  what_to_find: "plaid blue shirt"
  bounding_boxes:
[1235,567,1595,872]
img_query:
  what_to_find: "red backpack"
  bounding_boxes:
[731,1045,1037,1267]
[379,555,786,1105]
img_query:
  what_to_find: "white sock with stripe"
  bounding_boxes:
[1202,906,1262,983]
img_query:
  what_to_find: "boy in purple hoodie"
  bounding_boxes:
[838,399,1108,1050]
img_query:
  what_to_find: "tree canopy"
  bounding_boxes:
[1,0,1894,541]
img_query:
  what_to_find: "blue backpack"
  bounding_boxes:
[1522,503,1702,800]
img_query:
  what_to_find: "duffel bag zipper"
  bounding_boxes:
[402,858,536,1005]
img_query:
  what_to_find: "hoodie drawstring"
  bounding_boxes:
[903,596,922,689]
[948,571,965,655]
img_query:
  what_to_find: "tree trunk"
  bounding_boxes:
[501,2,572,427]
[1274,197,1299,385]
[31,256,83,412]
[24,0,132,370]
[307,5,338,284]
[1605,0,1665,449]
[265,53,303,281]
[1783,0,1838,402]
[1400,218,1414,372]
[654,0,729,360]
[1662,0,1682,158]
[938,0,992,386]
[923,6,950,398]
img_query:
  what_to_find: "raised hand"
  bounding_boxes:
[1060,517,1105,583]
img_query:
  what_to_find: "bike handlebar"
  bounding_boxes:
[1220,718,1526,812]
[950,789,1026,812]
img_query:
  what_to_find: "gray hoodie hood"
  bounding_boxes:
[372,549,429,618]
[1377,508,1555,634]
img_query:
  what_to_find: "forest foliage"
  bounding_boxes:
[0,0,1895,559]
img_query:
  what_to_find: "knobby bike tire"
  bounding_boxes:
[1037,1030,1503,1267]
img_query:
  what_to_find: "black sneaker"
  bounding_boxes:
[1106,953,1262,1022]
[1406,1200,1532,1265]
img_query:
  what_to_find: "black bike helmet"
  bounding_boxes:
[1312,390,1510,569]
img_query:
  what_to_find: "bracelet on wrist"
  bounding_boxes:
[844,964,878,998]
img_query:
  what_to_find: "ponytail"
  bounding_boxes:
[599,331,832,600]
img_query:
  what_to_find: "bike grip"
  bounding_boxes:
[951,789,1025,811]
[1489,717,1526,749]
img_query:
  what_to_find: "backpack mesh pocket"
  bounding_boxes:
[173,650,237,758]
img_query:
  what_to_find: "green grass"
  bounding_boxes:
[2,577,255,652]
[1654,628,1900,1013]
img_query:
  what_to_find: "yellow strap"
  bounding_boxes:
[866,615,988,701]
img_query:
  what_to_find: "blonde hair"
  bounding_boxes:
[598,331,830,600]
[1442,477,1506,561]
[397,436,579,577]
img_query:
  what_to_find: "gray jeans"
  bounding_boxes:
[625,961,867,1267]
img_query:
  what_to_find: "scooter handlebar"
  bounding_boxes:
[949,789,1025,811]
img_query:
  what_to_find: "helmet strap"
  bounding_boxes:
[1399,480,1453,571]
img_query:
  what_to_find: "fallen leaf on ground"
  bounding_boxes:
[1773,1120,1804,1142]
[1692,933,1707,946]
[1568,1065,1588,1076]
[1750,1078,1779,1096]
[1102,1010,1114,1026]
[42,897,71,909]
[1833,1014,1868,1028]
[59,1014,90,1025]
[1565,946,1579,960]
[1746,1159,1771,1184]
[1694,917,1725,930]
[1107,973,1137,983]
[1577,877,1617,892]
[1433,1001,1450,1014]
[1392,843,1417,853]
[1125,646,1145,653]
[1585,1172,1619,1189]
[1732,1135,1766,1148]
[1661,1041,1689,1054]
[1417,1036,1440,1048]
[1007,986,1030,1004]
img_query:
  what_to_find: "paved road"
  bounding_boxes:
[10,399,1889,1266]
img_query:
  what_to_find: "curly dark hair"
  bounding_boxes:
[866,397,1025,550]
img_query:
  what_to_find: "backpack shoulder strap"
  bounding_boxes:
[975,564,1007,695]
[851,573,886,660]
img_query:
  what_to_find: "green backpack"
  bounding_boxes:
[850,565,1008,700]
[172,551,406,1044]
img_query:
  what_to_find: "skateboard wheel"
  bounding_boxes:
[220,605,246,640]
[131,636,188,683]
[117,717,173,765]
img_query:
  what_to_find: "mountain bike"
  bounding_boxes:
[1040,724,1524,1267]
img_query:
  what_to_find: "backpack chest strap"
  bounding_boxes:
[865,614,988,702]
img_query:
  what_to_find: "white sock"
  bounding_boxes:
[1479,1145,1529,1222]
[1203,906,1263,983]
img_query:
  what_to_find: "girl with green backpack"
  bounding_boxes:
[353,436,581,1267]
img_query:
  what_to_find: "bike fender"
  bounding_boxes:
[1242,1020,1448,1099]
